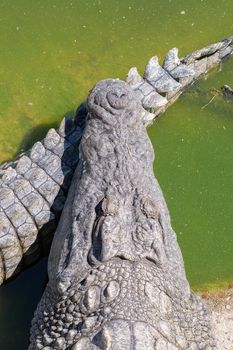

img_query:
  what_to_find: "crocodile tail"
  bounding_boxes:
[126,36,233,124]
[0,114,84,284]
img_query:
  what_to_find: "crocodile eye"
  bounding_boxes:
[140,197,158,219]
[101,196,119,215]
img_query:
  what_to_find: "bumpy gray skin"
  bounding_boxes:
[0,116,84,283]
[0,37,232,285]
[29,79,217,350]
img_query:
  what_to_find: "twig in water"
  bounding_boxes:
[201,94,217,110]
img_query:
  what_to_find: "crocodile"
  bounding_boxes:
[29,78,217,350]
[27,39,233,349]
[0,37,232,287]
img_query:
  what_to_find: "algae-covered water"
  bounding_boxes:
[0,0,233,348]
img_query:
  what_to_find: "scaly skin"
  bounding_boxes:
[29,80,217,349]
[0,116,83,283]
[0,38,232,285]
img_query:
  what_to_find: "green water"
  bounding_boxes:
[149,60,233,289]
[0,0,233,348]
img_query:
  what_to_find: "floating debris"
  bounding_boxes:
[221,85,233,99]
[201,94,217,110]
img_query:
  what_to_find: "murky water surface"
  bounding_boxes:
[0,0,233,348]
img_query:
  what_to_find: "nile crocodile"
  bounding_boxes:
[0,37,232,287]
[29,79,217,350]
[26,39,233,349]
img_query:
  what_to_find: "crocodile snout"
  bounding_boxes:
[106,87,129,109]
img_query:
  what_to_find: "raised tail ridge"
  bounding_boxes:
[126,36,233,124]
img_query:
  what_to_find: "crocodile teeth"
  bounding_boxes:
[163,48,195,79]
[144,56,181,93]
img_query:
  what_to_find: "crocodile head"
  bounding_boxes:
[87,79,150,125]
[29,79,216,350]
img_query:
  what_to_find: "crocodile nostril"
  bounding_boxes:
[112,91,126,98]
[117,92,126,98]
